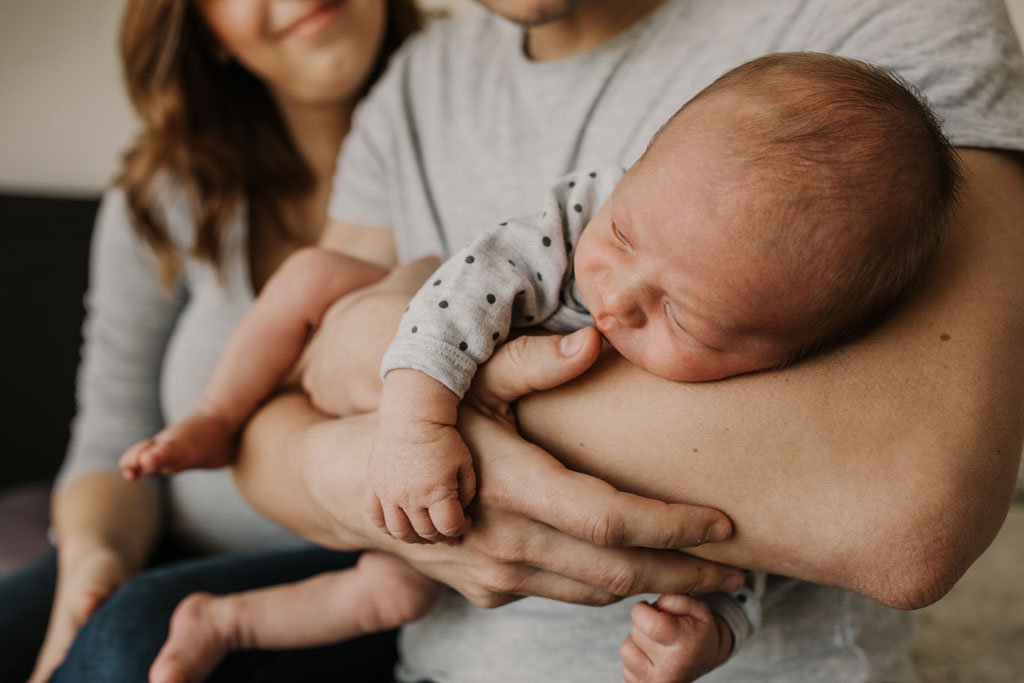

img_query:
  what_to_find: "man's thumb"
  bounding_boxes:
[471,327,602,407]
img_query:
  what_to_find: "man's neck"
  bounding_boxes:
[524,0,667,61]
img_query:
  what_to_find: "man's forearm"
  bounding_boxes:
[515,149,1024,609]
[232,392,377,551]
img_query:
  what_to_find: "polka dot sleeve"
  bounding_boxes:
[381,165,623,398]
[380,189,572,399]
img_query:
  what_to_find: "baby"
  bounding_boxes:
[126,52,962,683]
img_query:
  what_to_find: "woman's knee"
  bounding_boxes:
[52,569,190,681]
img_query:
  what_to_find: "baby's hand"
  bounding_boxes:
[366,370,476,543]
[620,594,732,683]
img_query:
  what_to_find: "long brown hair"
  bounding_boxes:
[118,0,421,290]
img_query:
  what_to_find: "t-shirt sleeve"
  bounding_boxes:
[55,187,187,489]
[380,195,571,399]
[813,0,1024,151]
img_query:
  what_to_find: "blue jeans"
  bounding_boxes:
[0,549,57,682]
[50,546,398,682]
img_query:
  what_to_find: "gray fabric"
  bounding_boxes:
[382,161,763,653]
[56,187,301,553]
[380,165,619,398]
[331,1,1024,681]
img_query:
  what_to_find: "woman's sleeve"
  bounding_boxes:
[55,187,187,488]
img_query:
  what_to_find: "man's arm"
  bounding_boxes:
[233,332,746,606]
[236,149,1022,610]
[514,148,1024,609]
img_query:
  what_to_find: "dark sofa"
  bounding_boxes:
[0,193,98,574]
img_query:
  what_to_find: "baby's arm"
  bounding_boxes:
[119,248,389,479]
[367,368,475,541]
[370,184,587,542]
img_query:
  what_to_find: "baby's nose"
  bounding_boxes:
[602,287,646,329]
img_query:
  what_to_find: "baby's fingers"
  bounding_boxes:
[428,499,470,538]
[383,504,425,544]
[408,507,447,543]
[364,490,389,535]
[619,635,654,683]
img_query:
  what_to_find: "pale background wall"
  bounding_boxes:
[1,0,1021,195]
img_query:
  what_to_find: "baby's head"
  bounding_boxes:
[574,52,962,381]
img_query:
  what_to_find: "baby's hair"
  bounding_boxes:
[650,52,963,362]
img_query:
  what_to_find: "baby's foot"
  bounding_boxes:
[149,592,234,683]
[119,410,237,480]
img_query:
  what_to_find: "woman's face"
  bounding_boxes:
[196,0,387,105]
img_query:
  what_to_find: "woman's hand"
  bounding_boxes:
[28,539,129,683]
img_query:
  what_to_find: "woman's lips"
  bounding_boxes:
[277,0,345,40]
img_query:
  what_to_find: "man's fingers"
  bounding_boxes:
[514,453,732,550]
[471,567,619,608]
[522,524,744,596]
[471,327,602,408]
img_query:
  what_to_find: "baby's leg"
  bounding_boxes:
[120,248,389,479]
[620,594,731,683]
[149,552,440,683]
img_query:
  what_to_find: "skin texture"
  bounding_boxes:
[31,1,391,680]
[234,147,1024,613]
[196,0,387,105]
[367,84,855,545]
[573,140,814,381]
[475,0,667,60]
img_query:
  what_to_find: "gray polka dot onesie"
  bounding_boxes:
[380,164,622,398]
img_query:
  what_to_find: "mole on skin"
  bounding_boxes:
[940,333,951,341]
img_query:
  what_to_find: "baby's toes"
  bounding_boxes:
[138,440,180,475]
[118,440,153,479]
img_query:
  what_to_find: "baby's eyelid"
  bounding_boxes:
[664,300,686,333]
[611,221,630,248]
[665,301,720,351]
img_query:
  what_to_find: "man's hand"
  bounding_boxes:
[383,328,741,606]
[239,326,741,608]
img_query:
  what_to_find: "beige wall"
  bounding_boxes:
[0,1,1022,195]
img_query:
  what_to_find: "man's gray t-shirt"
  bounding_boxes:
[331,0,1024,681]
